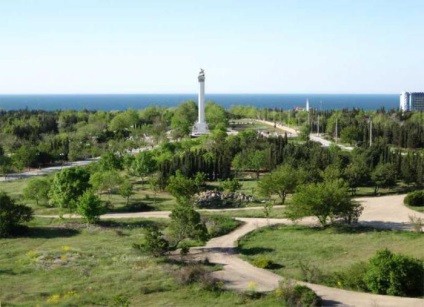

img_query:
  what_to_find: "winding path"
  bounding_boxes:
[38,194,424,306]
[189,195,424,307]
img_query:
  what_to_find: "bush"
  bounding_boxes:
[252,255,274,269]
[174,265,220,291]
[404,190,424,207]
[0,191,33,237]
[76,190,106,224]
[275,280,322,307]
[133,227,169,257]
[364,249,424,297]
[299,261,326,284]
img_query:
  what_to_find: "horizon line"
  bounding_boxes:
[0,92,400,95]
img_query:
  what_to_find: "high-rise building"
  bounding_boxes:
[400,92,424,111]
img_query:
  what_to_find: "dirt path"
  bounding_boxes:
[188,195,424,306]
[38,195,424,306]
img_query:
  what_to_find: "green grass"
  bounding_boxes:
[239,225,424,281]
[201,207,286,219]
[0,218,284,306]
[407,204,424,213]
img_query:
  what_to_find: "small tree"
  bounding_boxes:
[169,203,208,248]
[166,171,199,204]
[287,179,362,226]
[0,155,12,180]
[220,178,242,193]
[371,163,396,195]
[148,176,160,205]
[119,180,134,205]
[48,167,91,216]
[77,190,105,224]
[130,151,157,185]
[23,177,51,206]
[0,191,33,237]
[258,164,298,204]
[134,227,169,257]
[90,170,123,196]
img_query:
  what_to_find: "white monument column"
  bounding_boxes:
[198,71,206,124]
[192,69,209,135]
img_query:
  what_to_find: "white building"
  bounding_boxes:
[400,92,424,111]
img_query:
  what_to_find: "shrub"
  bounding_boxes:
[299,261,326,284]
[76,190,105,224]
[364,249,424,297]
[0,191,33,237]
[409,215,423,233]
[252,255,274,269]
[133,227,169,257]
[275,280,322,306]
[404,190,424,207]
[174,265,220,291]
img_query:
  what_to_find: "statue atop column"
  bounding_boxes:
[198,68,205,81]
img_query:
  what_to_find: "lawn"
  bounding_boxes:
[0,218,284,306]
[239,225,424,282]
[201,207,286,219]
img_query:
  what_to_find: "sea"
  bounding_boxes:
[0,94,399,111]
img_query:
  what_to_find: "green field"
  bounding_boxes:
[239,225,424,281]
[0,217,286,306]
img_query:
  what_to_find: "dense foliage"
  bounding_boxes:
[404,190,424,207]
[0,191,33,237]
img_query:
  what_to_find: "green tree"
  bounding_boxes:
[77,190,105,224]
[248,150,268,180]
[130,151,157,184]
[364,249,424,297]
[90,170,123,196]
[344,157,371,194]
[134,227,170,257]
[23,177,51,206]
[169,203,208,248]
[148,176,160,205]
[220,178,242,193]
[340,126,362,145]
[98,151,123,171]
[0,155,12,180]
[371,163,397,195]
[258,164,298,204]
[287,179,363,226]
[166,171,199,204]
[119,179,134,205]
[48,167,91,216]
[13,145,37,172]
[205,101,228,131]
[0,191,33,237]
[170,101,198,138]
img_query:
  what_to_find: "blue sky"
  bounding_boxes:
[0,0,423,94]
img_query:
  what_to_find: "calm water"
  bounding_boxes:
[0,94,399,111]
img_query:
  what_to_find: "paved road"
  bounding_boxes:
[256,119,354,151]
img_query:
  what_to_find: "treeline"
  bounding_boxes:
[0,101,229,175]
[228,105,424,149]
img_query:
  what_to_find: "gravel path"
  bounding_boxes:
[188,195,424,306]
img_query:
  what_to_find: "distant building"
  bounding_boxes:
[400,92,424,111]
